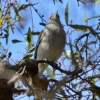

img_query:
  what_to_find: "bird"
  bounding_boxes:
[34,11,66,77]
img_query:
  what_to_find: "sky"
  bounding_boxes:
[1,0,100,100]
[7,0,99,63]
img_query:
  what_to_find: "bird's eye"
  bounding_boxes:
[56,14,59,18]
[49,16,52,20]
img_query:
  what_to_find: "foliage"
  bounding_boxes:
[0,0,100,100]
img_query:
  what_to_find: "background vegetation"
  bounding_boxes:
[0,0,100,100]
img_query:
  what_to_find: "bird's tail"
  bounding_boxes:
[38,63,48,77]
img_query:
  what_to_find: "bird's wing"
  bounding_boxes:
[34,30,45,59]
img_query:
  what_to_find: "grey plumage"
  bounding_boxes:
[34,11,66,76]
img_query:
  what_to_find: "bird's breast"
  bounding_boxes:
[37,23,66,61]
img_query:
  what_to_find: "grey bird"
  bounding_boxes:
[34,11,66,77]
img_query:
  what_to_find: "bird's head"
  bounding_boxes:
[48,11,60,23]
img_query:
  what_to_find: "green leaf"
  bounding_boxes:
[69,41,78,67]
[8,19,12,23]
[83,12,88,25]
[53,0,56,4]
[69,24,91,31]
[53,0,63,4]
[0,42,7,53]
[14,7,19,16]
[10,24,14,34]
[4,27,9,45]
[69,24,100,39]
[87,14,100,21]
[23,54,33,59]
[27,27,32,43]
[87,47,95,53]
[39,23,46,26]
[65,3,68,25]
[93,0,98,2]
[26,27,32,48]
[93,0,100,6]
[0,17,2,26]
[12,39,22,43]
[32,32,40,35]
[59,87,66,95]
[69,24,96,35]
[25,31,40,35]
[0,5,2,15]
[14,7,21,20]
[28,47,35,53]
[8,52,12,58]
[72,81,83,88]
[80,41,96,52]
[19,4,30,11]
[7,8,12,23]
[59,0,63,3]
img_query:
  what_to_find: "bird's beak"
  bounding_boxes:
[56,11,58,15]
